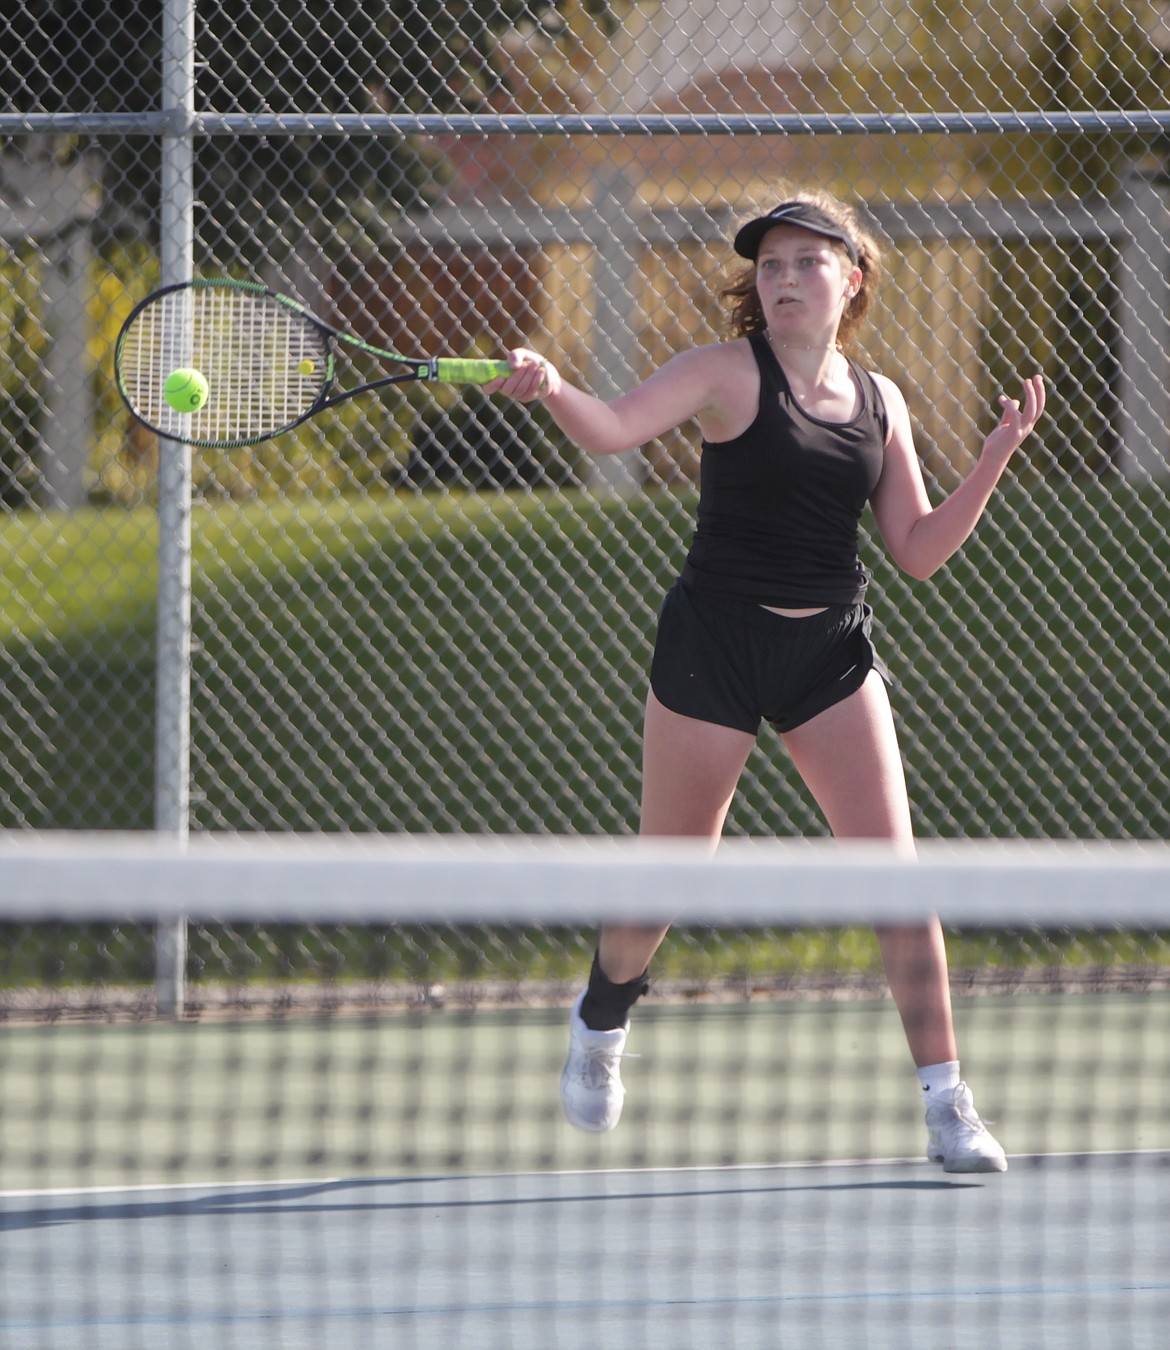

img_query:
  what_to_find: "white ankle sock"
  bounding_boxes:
[917,1061,961,1098]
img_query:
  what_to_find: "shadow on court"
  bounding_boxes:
[0,1171,980,1232]
[1,1157,1167,1348]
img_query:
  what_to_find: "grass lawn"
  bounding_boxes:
[2,478,1168,988]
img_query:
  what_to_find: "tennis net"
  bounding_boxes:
[0,832,1167,1349]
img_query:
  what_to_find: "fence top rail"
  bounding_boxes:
[379,196,1124,250]
[3,109,1170,138]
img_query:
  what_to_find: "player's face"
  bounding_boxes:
[754,225,857,342]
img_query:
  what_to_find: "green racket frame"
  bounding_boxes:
[115,277,511,449]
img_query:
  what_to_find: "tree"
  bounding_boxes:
[1,1,602,254]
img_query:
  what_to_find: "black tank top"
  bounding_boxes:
[681,332,887,607]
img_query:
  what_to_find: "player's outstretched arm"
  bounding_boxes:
[486,346,725,459]
[872,373,1046,580]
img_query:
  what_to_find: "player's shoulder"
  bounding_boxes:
[865,369,905,403]
[865,369,909,424]
[661,337,757,383]
[666,337,751,366]
[864,368,900,398]
[660,340,762,437]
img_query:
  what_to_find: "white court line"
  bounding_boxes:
[0,1175,337,1201]
[3,1147,1165,1203]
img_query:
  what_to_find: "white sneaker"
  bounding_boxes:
[560,990,629,1133]
[925,1082,1008,1173]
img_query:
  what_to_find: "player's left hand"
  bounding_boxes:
[982,373,1046,463]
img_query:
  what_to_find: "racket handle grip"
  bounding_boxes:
[431,358,513,385]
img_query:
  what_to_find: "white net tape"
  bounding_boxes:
[2,832,1168,925]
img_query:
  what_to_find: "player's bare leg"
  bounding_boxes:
[782,671,1006,1171]
[598,691,756,981]
[560,693,754,1132]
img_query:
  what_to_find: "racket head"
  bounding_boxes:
[115,279,334,448]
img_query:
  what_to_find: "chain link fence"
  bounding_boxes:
[2,1,1170,1011]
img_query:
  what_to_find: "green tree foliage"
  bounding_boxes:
[1,1,591,253]
[1,1,605,500]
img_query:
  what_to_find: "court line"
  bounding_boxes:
[2,1146,1164,1203]
[0,1175,336,1201]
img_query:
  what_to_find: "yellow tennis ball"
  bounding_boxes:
[163,367,209,413]
[297,359,316,377]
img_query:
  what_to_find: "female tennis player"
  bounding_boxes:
[488,188,1045,1172]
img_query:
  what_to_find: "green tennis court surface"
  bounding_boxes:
[2,995,1167,1347]
[1,993,1167,1188]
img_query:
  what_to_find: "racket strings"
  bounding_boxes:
[119,286,330,446]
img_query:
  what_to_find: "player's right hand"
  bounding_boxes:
[484,348,562,403]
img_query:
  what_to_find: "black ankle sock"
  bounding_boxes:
[578,951,650,1031]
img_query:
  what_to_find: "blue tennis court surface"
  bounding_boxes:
[2,1152,1167,1349]
[2,995,1167,1346]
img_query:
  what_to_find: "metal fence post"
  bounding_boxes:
[153,0,196,1017]
[588,167,643,492]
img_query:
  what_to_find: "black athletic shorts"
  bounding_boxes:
[649,580,891,735]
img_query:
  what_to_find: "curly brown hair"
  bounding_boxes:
[719,186,883,352]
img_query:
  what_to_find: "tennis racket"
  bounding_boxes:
[114,278,512,449]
